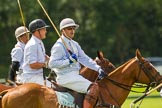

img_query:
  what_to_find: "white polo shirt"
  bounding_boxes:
[22,35,46,74]
[11,41,25,69]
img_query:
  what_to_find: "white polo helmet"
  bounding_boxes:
[60,18,79,30]
[15,26,30,38]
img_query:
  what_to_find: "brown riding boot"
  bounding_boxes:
[83,83,99,108]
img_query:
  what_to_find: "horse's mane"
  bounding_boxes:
[108,57,136,76]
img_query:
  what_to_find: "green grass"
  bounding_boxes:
[122,87,162,108]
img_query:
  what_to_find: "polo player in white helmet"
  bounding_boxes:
[49,18,107,108]
[8,26,30,84]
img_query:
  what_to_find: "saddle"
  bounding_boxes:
[50,80,85,108]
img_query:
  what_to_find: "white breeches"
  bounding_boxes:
[56,71,92,94]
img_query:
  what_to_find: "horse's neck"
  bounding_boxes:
[80,67,98,82]
[98,58,139,106]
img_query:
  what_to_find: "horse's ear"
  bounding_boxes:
[97,51,104,59]
[136,49,143,61]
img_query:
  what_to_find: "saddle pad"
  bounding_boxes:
[55,91,78,108]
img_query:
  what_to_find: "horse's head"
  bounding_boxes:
[136,49,162,91]
[95,51,116,74]
[80,51,116,82]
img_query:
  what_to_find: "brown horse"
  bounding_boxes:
[95,50,162,107]
[1,49,162,108]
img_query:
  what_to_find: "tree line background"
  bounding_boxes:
[0,0,162,78]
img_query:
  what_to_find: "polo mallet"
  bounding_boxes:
[17,0,29,38]
[130,83,162,108]
[6,79,16,86]
[37,0,73,55]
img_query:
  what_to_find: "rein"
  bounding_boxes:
[104,77,148,93]
[104,59,162,93]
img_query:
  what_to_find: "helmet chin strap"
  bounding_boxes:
[20,39,24,44]
[62,29,71,40]
[17,37,25,44]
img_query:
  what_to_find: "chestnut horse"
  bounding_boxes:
[1,49,162,108]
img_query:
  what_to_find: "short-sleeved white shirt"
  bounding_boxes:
[11,41,25,69]
[22,36,46,74]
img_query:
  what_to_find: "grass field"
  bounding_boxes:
[122,88,162,108]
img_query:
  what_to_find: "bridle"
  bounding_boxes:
[97,57,162,108]
[138,59,162,87]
